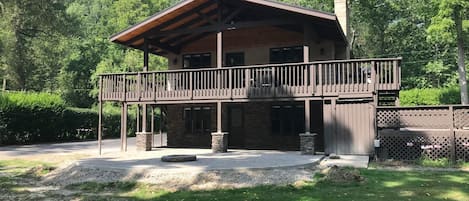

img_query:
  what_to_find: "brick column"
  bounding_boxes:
[211,132,229,153]
[299,133,317,155]
[136,132,153,151]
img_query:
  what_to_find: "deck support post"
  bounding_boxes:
[142,38,149,133]
[217,32,222,68]
[142,104,147,132]
[123,102,128,152]
[151,105,155,147]
[217,101,222,133]
[98,77,103,156]
[120,102,125,152]
[136,105,140,132]
[159,106,164,147]
[303,24,312,63]
[135,38,153,151]
[211,3,228,153]
[212,101,228,153]
[305,99,311,133]
[216,0,223,69]
[300,99,316,155]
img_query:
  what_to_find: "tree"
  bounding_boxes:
[0,0,71,90]
[349,0,466,89]
[427,0,468,104]
[63,0,173,106]
[279,0,333,12]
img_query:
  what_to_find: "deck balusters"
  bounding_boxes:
[99,59,400,102]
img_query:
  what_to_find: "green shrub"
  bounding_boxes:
[0,91,65,110]
[0,92,138,145]
[400,86,461,106]
[418,155,451,168]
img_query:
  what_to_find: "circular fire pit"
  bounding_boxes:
[161,155,197,162]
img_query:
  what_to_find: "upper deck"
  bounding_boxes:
[99,58,400,103]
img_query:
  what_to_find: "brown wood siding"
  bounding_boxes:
[324,100,375,155]
[167,26,339,70]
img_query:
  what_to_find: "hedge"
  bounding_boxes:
[399,86,461,106]
[0,92,137,145]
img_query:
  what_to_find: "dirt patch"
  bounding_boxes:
[374,160,408,167]
[24,165,56,178]
[42,162,318,191]
[320,166,365,183]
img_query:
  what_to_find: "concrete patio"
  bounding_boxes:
[1,138,372,190]
[78,148,323,173]
[41,145,324,189]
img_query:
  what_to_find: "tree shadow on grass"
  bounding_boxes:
[71,169,469,201]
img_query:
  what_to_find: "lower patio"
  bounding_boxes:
[42,145,323,190]
[76,148,323,172]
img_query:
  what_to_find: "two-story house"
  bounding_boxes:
[98,0,401,155]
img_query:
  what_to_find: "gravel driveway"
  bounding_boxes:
[0,138,136,158]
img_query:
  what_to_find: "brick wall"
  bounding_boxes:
[166,104,215,148]
[166,102,310,150]
[243,102,300,150]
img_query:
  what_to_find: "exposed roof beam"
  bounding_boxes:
[146,39,181,54]
[159,9,218,42]
[223,7,243,24]
[197,10,217,25]
[150,19,300,38]
[172,32,211,47]
[124,0,214,45]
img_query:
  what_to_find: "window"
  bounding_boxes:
[271,104,304,136]
[269,46,304,64]
[184,107,212,135]
[183,53,211,68]
[226,52,245,67]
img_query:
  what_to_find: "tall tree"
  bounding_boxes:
[427,0,468,104]
[0,0,70,90]
[350,0,461,89]
[279,0,333,12]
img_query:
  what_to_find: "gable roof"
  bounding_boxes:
[111,0,347,55]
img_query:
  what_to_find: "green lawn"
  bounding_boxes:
[1,159,468,201]
[69,169,469,201]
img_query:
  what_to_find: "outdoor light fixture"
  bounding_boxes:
[374,139,380,148]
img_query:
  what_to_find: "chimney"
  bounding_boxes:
[334,0,350,38]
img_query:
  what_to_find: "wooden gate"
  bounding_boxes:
[324,100,376,155]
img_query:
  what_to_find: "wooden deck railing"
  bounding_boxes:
[99,58,401,102]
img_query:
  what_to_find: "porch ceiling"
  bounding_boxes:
[110,0,346,56]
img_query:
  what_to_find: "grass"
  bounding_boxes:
[66,169,469,201]
[418,156,452,168]
[0,159,59,200]
[1,159,468,201]
[0,159,55,176]
[456,160,469,169]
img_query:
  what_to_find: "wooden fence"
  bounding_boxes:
[377,105,469,162]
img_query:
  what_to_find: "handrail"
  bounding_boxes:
[99,58,401,102]
[99,57,402,76]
